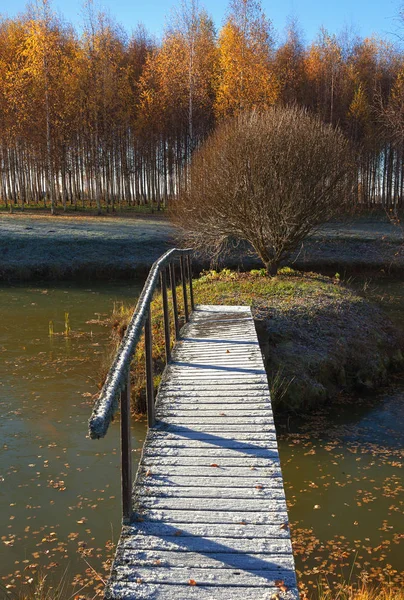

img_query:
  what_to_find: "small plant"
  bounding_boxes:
[269,367,295,408]
[48,320,54,337]
[250,268,267,277]
[64,312,70,337]
[198,269,237,283]
[278,266,300,276]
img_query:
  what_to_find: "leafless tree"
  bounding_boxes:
[171,106,355,274]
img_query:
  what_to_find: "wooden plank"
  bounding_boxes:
[111,566,297,588]
[107,584,298,600]
[114,550,295,570]
[134,509,289,524]
[137,486,286,500]
[137,466,281,477]
[141,458,281,468]
[137,476,284,489]
[137,497,287,512]
[121,522,291,539]
[107,305,297,599]
[143,446,280,456]
[120,535,293,554]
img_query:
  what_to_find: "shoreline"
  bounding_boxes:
[0,213,403,282]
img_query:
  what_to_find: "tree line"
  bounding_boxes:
[1,0,404,214]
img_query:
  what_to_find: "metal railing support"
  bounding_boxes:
[180,255,189,323]
[145,307,155,427]
[187,254,195,311]
[88,248,194,523]
[120,372,132,524]
[169,262,180,340]
[160,269,171,364]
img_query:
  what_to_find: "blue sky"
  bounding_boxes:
[1,0,402,44]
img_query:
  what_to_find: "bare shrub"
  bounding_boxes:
[171,106,355,274]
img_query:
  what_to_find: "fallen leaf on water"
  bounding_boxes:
[313,505,321,510]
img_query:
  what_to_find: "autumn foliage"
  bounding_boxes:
[0,0,403,212]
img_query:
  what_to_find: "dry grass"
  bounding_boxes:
[314,582,404,600]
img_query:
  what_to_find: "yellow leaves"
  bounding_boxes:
[215,18,279,118]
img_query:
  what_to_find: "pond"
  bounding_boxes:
[1,277,403,598]
[0,282,147,596]
[277,275,404,595]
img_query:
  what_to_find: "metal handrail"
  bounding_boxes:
[87,248,194,522]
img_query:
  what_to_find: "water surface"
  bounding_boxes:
[0,283,146,595]
[277,275,404,595]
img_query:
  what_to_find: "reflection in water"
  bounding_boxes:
[0,283,147,596]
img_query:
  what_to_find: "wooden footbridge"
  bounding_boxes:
[89,250,298,599]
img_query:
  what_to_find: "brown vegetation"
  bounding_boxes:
[171,107,354,274]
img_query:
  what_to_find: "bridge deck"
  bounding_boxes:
[106,305,298,599]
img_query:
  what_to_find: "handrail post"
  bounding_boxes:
[180,255,189,323]
[169,262,180,339]
[187,254,194,311]
[145,307,155,427]
[160,268,171,363]
[120,372,132,524]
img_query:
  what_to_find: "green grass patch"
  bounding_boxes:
[103,268,403,413]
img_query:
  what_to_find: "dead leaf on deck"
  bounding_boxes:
[189,579,197,586]
[275,580,288,592]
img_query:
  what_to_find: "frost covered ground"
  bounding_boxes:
[0,213,176,280]
[0,212,402,280]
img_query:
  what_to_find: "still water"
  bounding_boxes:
[0,283,146,596]
[0,279,403,597]
[277,276,404,594]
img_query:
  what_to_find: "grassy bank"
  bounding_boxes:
[105,268,403,413]
[1,213,403,282]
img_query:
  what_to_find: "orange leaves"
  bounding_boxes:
[275,579,289,592]
[188,579,197,586]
